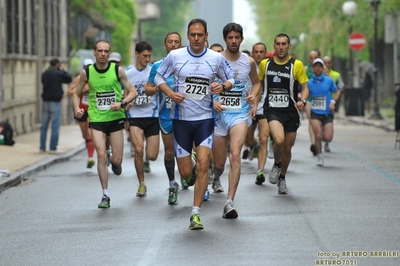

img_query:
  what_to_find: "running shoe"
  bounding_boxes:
[277,178,288,194]
[204,189,210,201]
[324,143,331,152]
[111,163,122,176]
[268,139,274,159]
[222,201,238,219]
[317,156,324,167]
[168,182,180,205]
[144,162,151,173]
[186,152,197,186]
[248,147,254,161]
[181,177,189,189]
[208,167,214,185]
[130,145,135,157]
[87,158,95,169]
[310,144,317,156]
[188,214,204,230]
[255,171,265,185]
[212,179,224,193]
[252,144,260,159]
[136,184,147,197]
[242,148,249,159]
[269,164,281,184]
[106,149,111,167]
[98,195,110,208]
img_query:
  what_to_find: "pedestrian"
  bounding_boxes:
[125,41,159,197]
[259,33,309,194]
[73,40,138,209]
[308,58,340,166]
[67,59,95,168]
[212,22,261,218]
[40,58,72,153]
[322,56,345,152]
[145,32,182,205]
[154,18,235,230]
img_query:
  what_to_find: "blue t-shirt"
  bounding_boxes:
[307,73,338,115]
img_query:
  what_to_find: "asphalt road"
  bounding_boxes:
[0,119,399,266]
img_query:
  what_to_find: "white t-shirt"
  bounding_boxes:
[157,47,234,121]
[126,64,158,118]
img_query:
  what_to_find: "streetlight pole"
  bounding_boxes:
[368,0,383,120]
[342,1,357,87]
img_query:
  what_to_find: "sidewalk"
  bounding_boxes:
[0,112,398,193]
[0,124,85,193]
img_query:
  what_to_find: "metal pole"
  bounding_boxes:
[369,0,383,119]
[348,24,354,87]
[36,0,45,126]
[0,0,4,121]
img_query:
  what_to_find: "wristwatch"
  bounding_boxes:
[301,99,307,106]
[221,84,227,92]
[120,101,128,109]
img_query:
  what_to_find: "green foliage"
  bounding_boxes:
[70,0,137,65]
[141,0,195,61]
[248,0,400,63]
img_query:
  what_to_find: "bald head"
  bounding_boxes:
[308,51,319,64]
[323,56,332,70]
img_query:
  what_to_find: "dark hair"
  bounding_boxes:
[164,32,181,44]
[274,33,291,44]
[94,40,110,50]
[223,22,243,39]
[135,41,152,53]
[210,43,224,50]
[242,50,251,56]
[188,18,207,33]
[252,42,267,51]
[50,58,60,66]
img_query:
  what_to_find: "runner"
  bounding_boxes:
[145,32,182,204]
[154,18,235,230]
[73,40,138,208]
[125,41,159,197]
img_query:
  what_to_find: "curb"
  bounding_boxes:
[0,144,86,193]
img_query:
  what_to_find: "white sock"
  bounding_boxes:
[169,180,176,187]
[191,206,200,215]
[103,189,109,197]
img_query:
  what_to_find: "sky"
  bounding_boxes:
[233,0,259,50]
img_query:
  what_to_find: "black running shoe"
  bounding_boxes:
[310,144,317,156]
[111,163,122,175]
[242,149,249,159]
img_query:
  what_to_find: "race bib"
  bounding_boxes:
[96,91,116,110]
[184,76,209,100]
[81,92,89,106]
[166,96,172,109]
[268,88,289,108]
[311,96,326,110]
[220,91,242,110]
[133,95,151,105]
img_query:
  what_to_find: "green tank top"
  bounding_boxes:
[87,63,125,122]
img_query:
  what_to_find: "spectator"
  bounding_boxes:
[40,58,72,153]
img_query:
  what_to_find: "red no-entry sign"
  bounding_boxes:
[349,32,366,51]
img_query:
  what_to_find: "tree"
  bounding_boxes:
[141,0,195,60]
[248,0,400,62]
[69,0,137,65]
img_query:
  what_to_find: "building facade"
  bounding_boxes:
[0,0,70,135]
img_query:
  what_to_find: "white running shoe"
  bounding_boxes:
[277,179,288,194]
[268,139,274,159]
[269,165,281,184]
[317,156,324,167]
[222,200,238,218]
